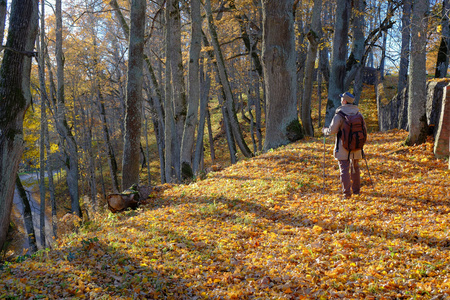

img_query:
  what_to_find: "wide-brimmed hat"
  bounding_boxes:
[340,92,355,104]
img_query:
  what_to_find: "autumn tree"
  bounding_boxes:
[122,0,146,189]
[262,0,303,150]
[180,0,201,180]
[301,0,322,137]
[324,0,351,126]
[0,0,38,252]
[406,0,429,146]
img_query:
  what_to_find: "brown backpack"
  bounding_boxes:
[337,111,367,154]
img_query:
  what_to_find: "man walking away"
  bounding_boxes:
[322,92,367,199]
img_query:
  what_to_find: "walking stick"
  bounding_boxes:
[322,135,326,198]
[362,150,374,187]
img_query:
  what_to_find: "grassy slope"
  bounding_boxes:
[1,88,450,299]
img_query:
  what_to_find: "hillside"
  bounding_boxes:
[1,126,449,298]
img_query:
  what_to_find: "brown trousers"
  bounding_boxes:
[338,159,360,197]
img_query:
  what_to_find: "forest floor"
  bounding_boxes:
[2,81,450,299]
[1,112,450,298]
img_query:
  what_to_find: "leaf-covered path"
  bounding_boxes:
[1,130,450,299]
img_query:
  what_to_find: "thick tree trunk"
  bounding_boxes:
[301,0,322,137]
[181,0,201,180]
[348,0,366,105]
[406,0,429,146]
[325,0,351,126]
[262,0,303,150]
[0,0,38,252]
[122,0,146,189]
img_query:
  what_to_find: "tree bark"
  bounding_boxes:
[435,0,450,78]
[347,0,366,105]
[406,0,429,146]
[193,58,211,175]
[122,0,146,189]
[55,0,81,217]
[325,0,351,126]
[181,0,201,180]
[398,0,412,129]
[0,0,38,252]
[301,0,322,137]
[262,0,303,150]
[0,0,6,46]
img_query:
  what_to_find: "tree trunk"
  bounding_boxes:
[98,97,120,193]
[39,73,46,250]
[122,0,146,189]
[398,0,412,129]
[406,0,429,146]
[325,0,351,126]
[262,0,303,150]
[301,0,322,137]
[181,0,201,180]
[205,0,253,158]
[38,20,57,238]
[0,0,6,46]
[38,0,48,248]
[55,0,81,217]
[193,59,211,175]
[16,175,38,254]
[435,0,450,78]
[348,0,366,105]
[0,0,38,252]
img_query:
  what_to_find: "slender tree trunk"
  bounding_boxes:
[181,0,201,180]
[302,0,322,137]
[16,175,38,254]
[398,0,412,129]
[143,112,151,186]
[262,0,303,150]
[39,75,46,250]
[0,0,38,252]
[435,0,450,78]
[122,0,146,189]
[0,0,6,46]
[228,1,263,78]
[206,108,216,163]
[38,24,57,238]
[406,0,429,145]
[55,0,81,217]
[379,3,391,81]
[38,0,48,249]
[193,59,211,175]
[97,93,119,192]
[325,0,351,126]
[164,1,176,182]
[205,0,253,158]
